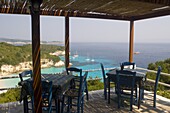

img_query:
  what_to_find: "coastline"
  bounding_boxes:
[0,60,65,77]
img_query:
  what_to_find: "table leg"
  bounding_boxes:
[108,77,110,104]
[55,96,61,113]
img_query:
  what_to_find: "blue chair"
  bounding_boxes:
[116,70,137,111]
[66,67,89,101]
[19,70,33,82]
[26,80,53,113]
[143,66,162,108]
[100,63,108,100]
[120,62,138,98]
[61,72,88,113]
[120,62,136,70]
[19,70,33,112]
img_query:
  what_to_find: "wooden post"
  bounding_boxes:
[65,12,70,68]
[129,20,134,63]
[30,0,42,113]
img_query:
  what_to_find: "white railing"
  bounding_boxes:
[136,67,170,88]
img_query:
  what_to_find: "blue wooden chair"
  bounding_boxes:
[66,67,89,101]
[100,63,108,100]
[26,80,53,113]
[61,72,88,113]
[18,70,33,112]
[120,62,138,98]
[116,70,137,111]
[143,66,162,108]
[19,70,33,82]
[120,62,136,70]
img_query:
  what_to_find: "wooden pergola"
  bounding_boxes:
[1,0,170,112]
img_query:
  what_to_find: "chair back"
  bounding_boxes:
[19,70,33,81]
[79,72,88,97]
[100,63,106,80]
[42,81,53,113]
[116,70,136,88]
[66,67,82,76]
[154,66,162,93]
[120,62,136,70]
[26,80,53,113]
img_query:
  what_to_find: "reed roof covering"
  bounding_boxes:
[0,0,170,21]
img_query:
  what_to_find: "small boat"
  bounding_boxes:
[86,58,90,61]
[91,59,95,62]
[73,51,78,58]
[134,51,140,54]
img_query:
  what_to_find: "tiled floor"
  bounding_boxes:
[0,90,170,113]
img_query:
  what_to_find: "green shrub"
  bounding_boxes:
[0,88,21,103]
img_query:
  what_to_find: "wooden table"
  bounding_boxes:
[19,74,74,113]
[106,69,145,109]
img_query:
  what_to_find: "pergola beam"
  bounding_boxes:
[134,9,170,21]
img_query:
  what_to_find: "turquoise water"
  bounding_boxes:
[0,55,112,89]
[1,42,170,89]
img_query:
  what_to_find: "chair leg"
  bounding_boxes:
[61,96,65,113]
[104,83,107,100]
[153,92,156,108]
[67,97,71,113]
[130,89,133,111]
[85,81,89,101]
[81,96,84,113]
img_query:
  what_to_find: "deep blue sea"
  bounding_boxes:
[1,42,170,89]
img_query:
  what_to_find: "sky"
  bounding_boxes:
[0,13,170,43]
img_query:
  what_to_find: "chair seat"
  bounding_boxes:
[65,89,81,97]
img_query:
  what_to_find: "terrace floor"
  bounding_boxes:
[0,89,170,113]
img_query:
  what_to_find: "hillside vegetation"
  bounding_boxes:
[147,58,170,84]
[147,58,170,98]
[0,42,64,67]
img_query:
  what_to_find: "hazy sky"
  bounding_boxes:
[0,13,170,43]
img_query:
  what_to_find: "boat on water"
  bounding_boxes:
[91,59,95,62]
[134,51,140,54]
[73,51,78,58]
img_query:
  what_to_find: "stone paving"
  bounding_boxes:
[0,90,170,113]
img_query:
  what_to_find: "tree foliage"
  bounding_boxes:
[147,58,170,84]
[0,42,64,68]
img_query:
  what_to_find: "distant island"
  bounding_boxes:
[0,41,65,76]
[0,37,64,46]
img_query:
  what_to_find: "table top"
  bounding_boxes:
[106,69,145,80]
[18,74,74,101]
[41,74,74,89]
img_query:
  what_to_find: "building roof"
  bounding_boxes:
[0,0,170,21]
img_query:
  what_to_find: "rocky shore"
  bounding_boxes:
[0,51,66,76]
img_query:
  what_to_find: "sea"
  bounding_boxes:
[0,42,170,89]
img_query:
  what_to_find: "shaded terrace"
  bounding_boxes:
[0,89,170,112]
[1,0,170,112]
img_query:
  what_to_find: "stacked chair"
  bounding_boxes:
[61,71,88,113]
